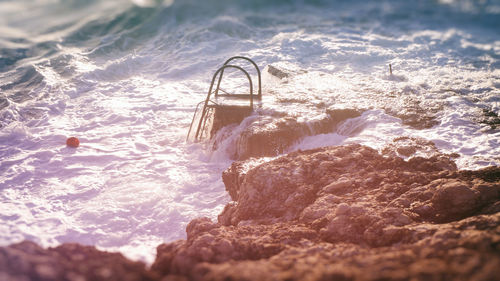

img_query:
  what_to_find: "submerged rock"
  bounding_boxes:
[480,108,500,130]
[382,136,442,158]
[384,95,442,130]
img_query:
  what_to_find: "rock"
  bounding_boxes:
[480,108,500,130]
[152,144,500,280]
[431,180,480,221]
[151,221,319,278]
[235,115,309,160]
[220,144,458,227]
[458,166,500,182]
[210,105,253,141]
[383,95,442,129]
[267,65,290,79]
[0,241,158,281]
[382,136,442,158]
[324,108,362,132]
[221,157,270,201]
[266,63,308,80]
[233,109,361,160]
[154,214,500,281]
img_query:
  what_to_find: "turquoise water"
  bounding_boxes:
[0,0,499,263]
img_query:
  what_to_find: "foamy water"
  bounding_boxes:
[0,0,499,263]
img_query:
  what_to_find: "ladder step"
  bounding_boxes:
[206,104,253,109]
[215,94,258,99]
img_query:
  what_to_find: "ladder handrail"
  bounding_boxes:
[194,64,254,141]
[186,100,207,141]
[214,56,262,99]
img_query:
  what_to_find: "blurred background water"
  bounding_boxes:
[0,0,499,263]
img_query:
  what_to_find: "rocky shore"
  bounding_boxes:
[2,144,499,280]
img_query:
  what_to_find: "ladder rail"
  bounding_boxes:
[194,64,254,141]
[214,56,262,100]
[199,107,213,140]
[186,100,208,141]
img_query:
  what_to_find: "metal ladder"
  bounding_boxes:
[187,56,262,142]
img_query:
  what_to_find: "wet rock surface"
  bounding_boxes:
[267,65,290,79]
[210,106,253,140]
[267,64,307,79]
[233,108,361,160]
[381,136,461,160]
[383,95,442,130]
[2,144,499,281]
[480,108,500,130]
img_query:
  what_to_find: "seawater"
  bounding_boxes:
[0,0,499,263]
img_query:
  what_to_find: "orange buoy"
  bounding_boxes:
[66,137,80,148]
